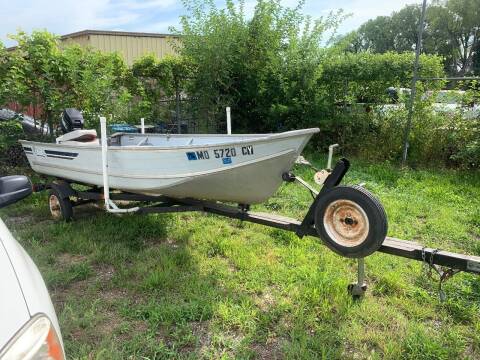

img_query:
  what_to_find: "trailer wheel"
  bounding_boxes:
[48,189,73,222]
[314,185,387,258]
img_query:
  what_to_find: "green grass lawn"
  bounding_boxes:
[1,156,480,359]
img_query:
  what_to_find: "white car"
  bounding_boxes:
[0,176,64,359]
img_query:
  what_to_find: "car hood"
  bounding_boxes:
[0,219,63,349]
[0,229,30,349]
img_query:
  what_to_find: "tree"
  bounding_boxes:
[173,0,344,132]
[340,0,480,76]
[342,6,421,54]
[431,0,480,75]
[5,31,132,132]
[131,54,192,127]
[0,42,7,105]
[356,16,396,53]
[62,45,129,127]
[7,31,71,135]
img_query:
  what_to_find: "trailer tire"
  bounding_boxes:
[314,185,387,258]
[48,189,73,222]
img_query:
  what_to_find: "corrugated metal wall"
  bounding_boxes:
[63,34,178,65]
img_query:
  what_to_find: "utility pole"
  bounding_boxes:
[402,0,428,165]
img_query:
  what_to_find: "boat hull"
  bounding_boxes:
[20,129,318,204]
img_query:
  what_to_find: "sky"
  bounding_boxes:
[0,0,420,47]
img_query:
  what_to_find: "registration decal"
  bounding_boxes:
[186,152,198,160]
[185,145,255,162]
[186,150,210,160]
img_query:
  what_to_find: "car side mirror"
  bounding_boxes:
[0,176,32,209]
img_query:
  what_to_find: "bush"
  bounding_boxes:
[353,106,479,168]
[0,120,26,168]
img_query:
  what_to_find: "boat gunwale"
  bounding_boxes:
[19,128,319,152]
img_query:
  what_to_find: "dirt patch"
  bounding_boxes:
[154,324,171,345]
[95,308,124,338]
[166,238,179,248]
[251,337,285,360]
[68,307,131,344]
[51,278,89,309]
[115,318,150,342]
[5,213,35,225]
[191,321,212,350]
[53,259,121,308]
[56,253,88,268]
[72,203,104,219]
[94,263,116,283]
[416,215,427,224]
[178,321,215,356]
[226,258,238,273]
[470,231,480,241]
[254,286,277,312]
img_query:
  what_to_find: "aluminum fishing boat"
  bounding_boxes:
[20,112,318,204]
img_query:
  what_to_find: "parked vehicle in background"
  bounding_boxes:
[0,108,50,135]
[378,88,479,119]
[0,176,64,359]
[428,90,480,120]
[0,109,21,122]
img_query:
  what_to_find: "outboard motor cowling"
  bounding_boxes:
[60,108,84,134]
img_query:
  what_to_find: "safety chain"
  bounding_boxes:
[421,247,460,302]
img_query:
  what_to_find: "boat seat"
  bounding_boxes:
[56,129,99,145]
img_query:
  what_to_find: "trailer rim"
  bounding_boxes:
[323,199,370,247]
[49,193,62,220]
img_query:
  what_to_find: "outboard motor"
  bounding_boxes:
[60,108,84,134]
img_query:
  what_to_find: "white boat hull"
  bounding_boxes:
[20,129,318,204]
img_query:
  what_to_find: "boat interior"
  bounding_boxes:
[109,132,267,147]
[54,129,267,148]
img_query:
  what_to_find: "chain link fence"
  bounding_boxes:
[1,95,232,173]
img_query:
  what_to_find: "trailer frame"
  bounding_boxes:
[36,157,480,299]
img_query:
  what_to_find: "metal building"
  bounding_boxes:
[60,30,179,65]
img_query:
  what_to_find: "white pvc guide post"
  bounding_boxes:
[140,118,145,134]
[100,117,110,209]
[100,116,139,213]
[226,107,231,135]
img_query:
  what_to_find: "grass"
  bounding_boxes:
[1,155,480,359]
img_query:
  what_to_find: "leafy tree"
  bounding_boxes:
[62,45,129,127]
[173,0,345,132]
[5,31,132,131]
[430,0,480,75]
[130,54,192,126]
[7,31,71,135]
[320,52,445,106]
[356,16,397,53]
[0,42,8,105]
[340,0,480,76]
[343,6,421,54]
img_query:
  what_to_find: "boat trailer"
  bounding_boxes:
[34,157,480,300]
